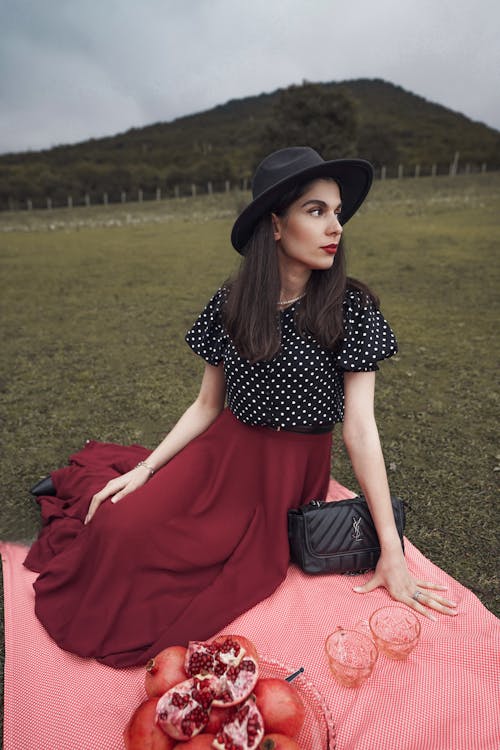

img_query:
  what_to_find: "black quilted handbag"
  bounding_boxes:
[287,495,406,574]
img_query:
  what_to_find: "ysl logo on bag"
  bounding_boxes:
[351,515,363,541]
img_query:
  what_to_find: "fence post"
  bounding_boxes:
[156,187,161,201]
[27,199,33,211]
[46,197,52,210]
[449,151,459,177]
[85,194,91,207]
[174,185,180,198]
[67,195,73,209]
[431,164,437,177]
[121,191,126,203]
[207,181,213,195]
[481,163,487,174]
[380,166,386,180]
[103,192,108,205]
[414,164,420,178]
[242,178,248,191]
[138,189,143,202]
[225,180,230,193]
[397,164,404,179]
[191,184,197,198]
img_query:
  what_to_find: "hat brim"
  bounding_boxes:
[231,158,373,254]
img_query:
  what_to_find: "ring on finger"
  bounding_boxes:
[412,590,424,602]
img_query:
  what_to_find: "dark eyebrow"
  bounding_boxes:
[301,198,342,211]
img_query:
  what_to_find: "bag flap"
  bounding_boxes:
[301,501,380,556]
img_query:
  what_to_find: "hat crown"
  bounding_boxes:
[252,147,324,199]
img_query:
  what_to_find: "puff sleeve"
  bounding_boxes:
[336,289,398,371]
[185,288,228,365]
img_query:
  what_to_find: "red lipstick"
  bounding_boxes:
[321,244,338,255]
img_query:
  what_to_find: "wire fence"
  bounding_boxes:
[1,158,492,213]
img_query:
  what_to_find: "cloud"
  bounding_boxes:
[1,0,498,153]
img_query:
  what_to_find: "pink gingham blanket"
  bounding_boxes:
[2,480,499,750]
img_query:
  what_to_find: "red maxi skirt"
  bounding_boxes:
[24,409,332,668]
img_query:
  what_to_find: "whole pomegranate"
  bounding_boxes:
[156,674,219,741]
[205,705,232,733]
[253,679,305,738]
[124,698,176,750]
[173,734,216,749]
[213,697,265,750]
[145,645,188,698]
[259,734,302,750]
[185,636,259,707]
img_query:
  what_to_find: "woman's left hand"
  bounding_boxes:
[353,550,459,620]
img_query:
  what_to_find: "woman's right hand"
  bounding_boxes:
[84,464,152,524]
[83,364,226,525]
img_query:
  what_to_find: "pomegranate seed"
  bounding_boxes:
[170,692,190,708]
[240,659,256,672]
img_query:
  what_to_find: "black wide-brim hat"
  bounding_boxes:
[231,146,374,253]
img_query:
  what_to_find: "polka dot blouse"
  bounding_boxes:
[185,287,398,428]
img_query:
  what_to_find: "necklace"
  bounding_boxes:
[277,292,306,306]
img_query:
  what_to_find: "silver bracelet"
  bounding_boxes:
[135,460,155,477]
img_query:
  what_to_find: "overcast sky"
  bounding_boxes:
[1,0,499,155]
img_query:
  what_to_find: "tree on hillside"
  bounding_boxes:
[357,123,399,168]
[256,82,359,165]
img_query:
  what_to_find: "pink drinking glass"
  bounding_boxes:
[325,628,378,688]
[369,606,421,660]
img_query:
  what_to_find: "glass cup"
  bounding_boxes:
[369,606,421,660]
[325,628,378,688]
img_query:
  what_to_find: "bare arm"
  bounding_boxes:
[85,363,226,522]
[342,371,458,619]
[141,362,226,472]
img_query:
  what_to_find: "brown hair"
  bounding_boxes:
[223,179,377,362]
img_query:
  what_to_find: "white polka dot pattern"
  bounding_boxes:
[185,288,398,428]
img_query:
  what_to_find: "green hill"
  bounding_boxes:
[1,78,498,210]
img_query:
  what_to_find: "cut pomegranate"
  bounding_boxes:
[212,656,259,707]
[185,636,259,708]
[185,637,243,677]
[156,675,219,741]
[213,697,265,750]
[184,641,218,676]
[212,634,260,664]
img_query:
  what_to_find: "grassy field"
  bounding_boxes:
[1,174,499,721]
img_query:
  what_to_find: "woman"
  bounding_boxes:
[25,147,457,668]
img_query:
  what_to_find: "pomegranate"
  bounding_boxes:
[156,675,219,741]
[259,734,302,750]
[173,734,216,749]
[145,645,188,698]
[253,679,305,738]
[212,634,260,664]
[185,637,244,677]
[213,697,265,750]
[124,698,176,750]
[205,705,232,734]
[185,636,259,708]
[184,640,219,676]
[213,656,259,707]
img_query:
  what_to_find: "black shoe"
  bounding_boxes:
[30,475,56,496]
